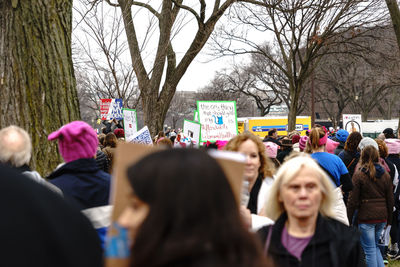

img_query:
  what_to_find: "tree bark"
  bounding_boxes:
[386,0,400,53]
[0,0,80,175]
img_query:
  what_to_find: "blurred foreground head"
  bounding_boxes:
[119,148,270,267]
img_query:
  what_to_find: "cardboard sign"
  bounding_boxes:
[197,101,238,142]
[122,109,138,140]
[128,126,152,145]
[183,120,201,147]
[101,99,123,120]
[343,114,362,134]
[105,143,245,267]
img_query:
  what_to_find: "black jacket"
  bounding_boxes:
[96,149,109,172]
[338,150,360,178]
[0,164,102,267]
[257,213,364,267]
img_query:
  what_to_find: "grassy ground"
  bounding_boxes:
[389,259,400,266]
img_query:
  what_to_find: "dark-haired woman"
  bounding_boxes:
[347,146,393,267]
[338,131,363,178]
[118,149,271,267]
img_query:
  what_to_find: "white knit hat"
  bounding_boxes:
[358,137,378,151]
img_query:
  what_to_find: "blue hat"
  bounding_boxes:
[336,129,349,143]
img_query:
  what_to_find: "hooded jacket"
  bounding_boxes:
[347,163,394,224]
[257,213,364,267]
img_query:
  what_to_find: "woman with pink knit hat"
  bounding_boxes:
[47,121,111,248]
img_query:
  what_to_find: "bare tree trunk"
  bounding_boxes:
[288,85,300,131]
[386,0,400,53]
[0,0,80,175]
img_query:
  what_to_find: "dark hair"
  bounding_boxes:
[104,132,117,148]
[98,133,106,146]
[126,149,269,267]
[344,132,363,153]
[157,131,165,138]
[267,128,277,137]
[360,146,379,181]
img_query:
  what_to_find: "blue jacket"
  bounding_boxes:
[48,158,111,248]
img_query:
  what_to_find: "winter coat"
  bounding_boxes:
[0,164,102,267]
[338,150,360,178]
[257,212,364,267]
[48,158,112,248]
[347,164,394,224]
[334,141,345,155]
[96,149,109,172]
[247,176,274,230]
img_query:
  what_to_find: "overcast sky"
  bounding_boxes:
[72,1,257,92]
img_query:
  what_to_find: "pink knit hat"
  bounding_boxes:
[264,142,279,158]
[48,121,98,163]
[385,138,400,155]
[299,136,308,151]
[326,138,339,154]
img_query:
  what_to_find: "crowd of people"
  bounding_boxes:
[0,120,399,267]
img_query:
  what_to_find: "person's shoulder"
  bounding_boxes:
[324,217,359,238]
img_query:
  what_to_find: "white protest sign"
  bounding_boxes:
[122,109,138,141]
[197,101,238,142]
[183,120,201,147]
[343,114,362,134]
[128,126,153,145]
[193,110,199,122]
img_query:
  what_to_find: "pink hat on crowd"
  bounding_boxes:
[326,138,340,154]
[385,138,400,155]
[299,136,308,151]
[264,142,279,158]
[216,140,228,150]
[48,121,98,163]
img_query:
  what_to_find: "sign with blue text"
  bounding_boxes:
[197,101,238,142]
[101,99,123,120]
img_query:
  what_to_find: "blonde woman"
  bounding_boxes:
[225,132,275,230]
[258,155,363,266]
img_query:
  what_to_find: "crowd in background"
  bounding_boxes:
[0,119,399,267]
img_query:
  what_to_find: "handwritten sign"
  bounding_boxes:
[197,101,238,142]
[122,109,137,141]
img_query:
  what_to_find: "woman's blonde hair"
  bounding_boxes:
[225,132,274,178]
[263,154,335,220]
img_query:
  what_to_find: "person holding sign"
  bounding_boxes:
[117,149,271,267]
[225,132,275,230]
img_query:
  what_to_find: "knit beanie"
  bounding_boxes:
[326,139,339,154]
[385,138,400,155]
[292,134,301,144]
[299,136,308,151]
[114,128,125,139]
[48,121,98,163]
[336,129,349,143]
[264,142,279,158]
[358,137,378,151]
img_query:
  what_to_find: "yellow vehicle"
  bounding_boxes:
[238,116,311,138]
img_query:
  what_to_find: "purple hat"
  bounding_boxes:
[48,121,98,163]
[299,136,308,151]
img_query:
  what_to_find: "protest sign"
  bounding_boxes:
[183,120,201,147]
[122,109,137,140]
[101,99,123,120]
[128,126,153,145]
[105,144,245,267]
[197,101,238,142]
[343,114,362,134]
